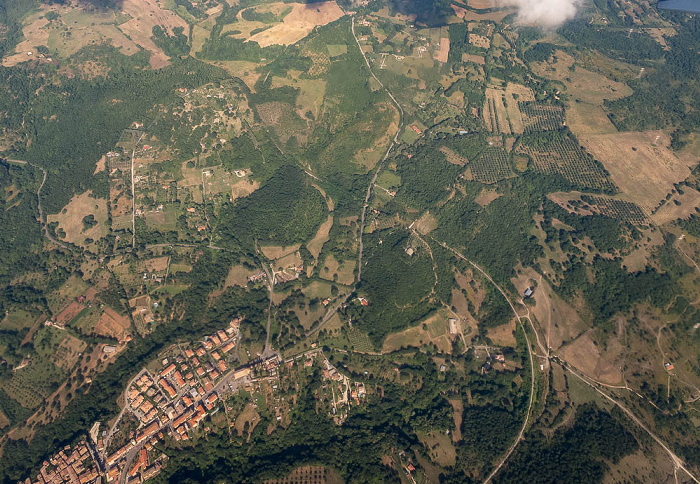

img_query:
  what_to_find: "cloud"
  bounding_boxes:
[493,0,581,27]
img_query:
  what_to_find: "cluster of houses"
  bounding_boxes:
[25,441,100,484]
[100,318,241,482]
[30,320,375,484]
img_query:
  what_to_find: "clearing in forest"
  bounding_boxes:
[307,215,333,260]
[261,244,301,260]
[47,191,108,248]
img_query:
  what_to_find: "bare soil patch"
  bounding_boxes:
[474,188,501,207]
[433,37,450,63]
[95,308,131,341]
[561,332,622,385]
[486,320,516,347]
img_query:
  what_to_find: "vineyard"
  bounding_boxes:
[519,102,565,133]
[519,137,616,191]
[471,147,512,184]
[347,328,375,353]
[581,195,649,225]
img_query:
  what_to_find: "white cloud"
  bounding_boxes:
[493,0,581,27]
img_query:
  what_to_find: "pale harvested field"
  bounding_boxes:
[580,130,695,212]
[505,82,534,102]
[566,102,618,136]
[144,256,169,272]
[382,313,452,353]
[223,19,267,39]
[307,215,333,259]
[118,0,189,68]
[652,187,700,225]
[261,244,301,260]
[47,191,108,247]
[561,332,622,385]
[469,0,497,7]
[248,2,344,47]
[210,61,262,90]
[320,254,355,285]
[273,251,303,271]
[433,37,450,63]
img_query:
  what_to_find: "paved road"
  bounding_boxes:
[432,235,700,483]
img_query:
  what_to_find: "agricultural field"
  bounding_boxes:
[579,130,695,212]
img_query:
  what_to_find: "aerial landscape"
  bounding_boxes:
[0,0,698,482]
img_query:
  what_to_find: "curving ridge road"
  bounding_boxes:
[307,16,404,338]
[428,237,536,484]
[430,235,700,484]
